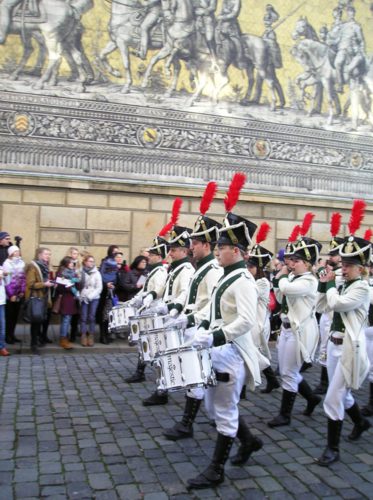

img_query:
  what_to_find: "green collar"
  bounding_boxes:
[344,277,361,289]
[196,253,214,269]
[223,260,246,276]
[169,257,190,270]
[148,262,163,271]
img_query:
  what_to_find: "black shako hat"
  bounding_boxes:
[290,237,322,265]
[339,235,372,266]
[247,244,273,269]
[148,236,169,260]
[168,226,192,248]
[217,212,257,252]
[191,215,222,244]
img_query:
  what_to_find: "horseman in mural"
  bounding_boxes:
[97,0,165,93]
[193,0,217,59]
[138,0,163,59]
[215,0,244,68]
[0,0,93,89]
[333,5,366,93]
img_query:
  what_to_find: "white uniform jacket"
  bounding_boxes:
[275,272,319,365]
[185,254,223,326]
[140,262,168,300]
[200,261,269,391]
[316,278,370,389]
[317,267,344,326]
[162,257,195,312]
[251,277,271,359]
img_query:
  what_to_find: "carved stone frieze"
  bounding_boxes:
[0,91,372,201]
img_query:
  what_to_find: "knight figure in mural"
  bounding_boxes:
[139,0,163,59]
[193,0,217,59]
[216,0,245,68]
[331,4,366,93]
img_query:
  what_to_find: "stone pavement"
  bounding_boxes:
[0,342,372,500]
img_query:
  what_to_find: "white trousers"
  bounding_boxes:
[204,344,246,438]
[318,313,331,367]
[277,328,302,392]
[323,339,355,420]
[365,326,373,383]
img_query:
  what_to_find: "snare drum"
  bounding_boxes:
[108,305,136,333]
[129,313,170,342]
[154,346,216,392]
[139,326,184,362]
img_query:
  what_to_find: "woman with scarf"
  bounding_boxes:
[55,256,81,350]
[79,255,103,347]
[3,245,26,344]
[25,247,54,355]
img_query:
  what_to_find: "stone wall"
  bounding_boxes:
[1,175,372,268]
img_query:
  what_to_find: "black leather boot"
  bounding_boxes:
[187,432,234,489]
[300,361,312,373]
[239,384,246,400]
[230,416,263,465]
[313,365,329,395]
[163,396,202,440]
[261,366,280,394]
[298,379,322,416]
[125,357,146,383]
[268,390,297,427]
[361,383,373,417]
[316,418,342,466]
[345,402,371,441]
[99,323,109,345]
[142,390,168,406]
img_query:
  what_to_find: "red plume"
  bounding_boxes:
[256,222,271,244]
[299,212,314,236]
[224,172,246,212]
[348,199,366,235]
[158,221,173,237]
[200,182,217,215]
[364,229,372,241]
[330,212,342,237]
[171,197,182,225]
[288,225,301,243]
[158,197,183,236]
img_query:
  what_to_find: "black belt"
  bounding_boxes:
[215,371,230,382]
[330,336,343,345]
[282,321,291,329]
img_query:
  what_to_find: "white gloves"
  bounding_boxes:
[147,303,169,315]
[194,328,213,347]
[169,308,179,318]
[143,294,154,308]
[165,313,188,330]
[129,296,143,308]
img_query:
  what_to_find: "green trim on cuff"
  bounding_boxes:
[187,315,195,328]
[318,281,327,293]
[200,320,210,330]
[149,291,157,300]
[278,274,289,281]
[213,329,226,347]
[326,280,336,292]
[167,303,175,311]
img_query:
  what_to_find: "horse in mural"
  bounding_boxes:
[0,0,93,90]
[97,0,164,94]
[140,0,280,109]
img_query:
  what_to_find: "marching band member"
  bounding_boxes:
[143,213,195,406]
[268,213,322,428]
[246,223,280,393]
[315,200,371,466]
[187,173,268,490]
[163,182,223,440]
[362,237,373,417]
[124,233,168,383]
[314,213,344,395]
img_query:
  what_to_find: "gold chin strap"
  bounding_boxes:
[200,220,211,243]
[353,240,366,264]
[300,240,311,261]
[227,228,238,245]
[258,254,263,268]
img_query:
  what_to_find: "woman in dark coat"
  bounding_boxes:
[56,256,80,350]
[119,256,148,302]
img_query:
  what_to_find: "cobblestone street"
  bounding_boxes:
[0,342,372,500]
